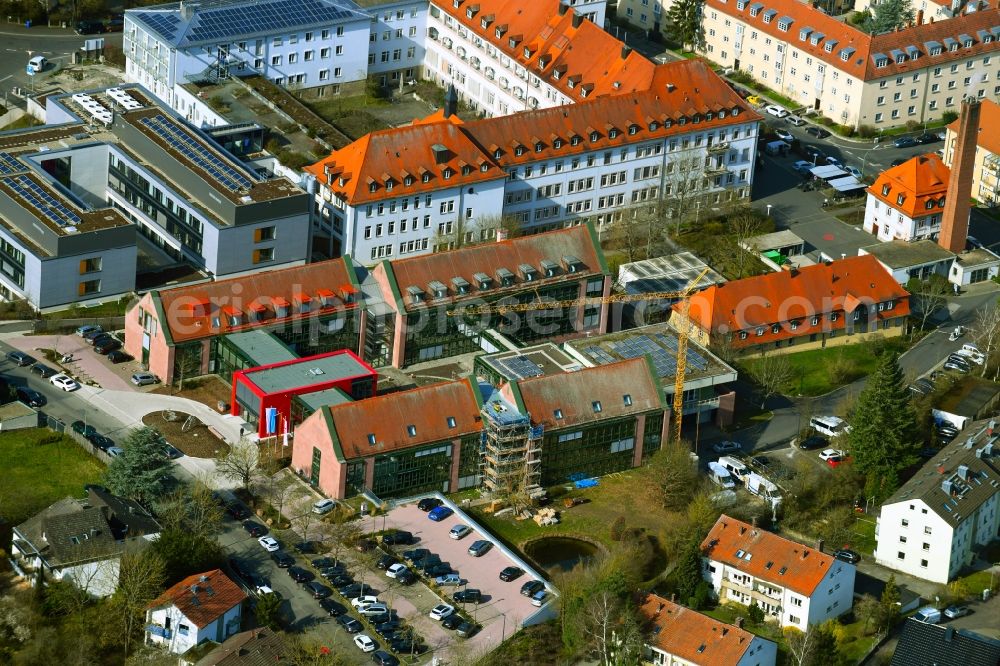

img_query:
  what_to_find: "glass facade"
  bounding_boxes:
[539,417,640,486]
[457,433,481,490]
[346,460,366,496]
[364,309,395,368]
[0,236,26,288]
[642,412,664,458]
[371,441,454,497]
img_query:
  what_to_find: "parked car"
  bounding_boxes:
[390,638,426,654]
[30,363,57,378]
[424,563,453,577]
[792,160,814,174]
[131,371,159,386]
[337,616,363,633]
[805,126,830,138]
[371,650,399,666]
[386,563,409,579]
[16,387,45,407]
[227,557,250,580]
[442,612,464,630]
[764,104,789,118]
[376,554,398,570]
[340,583,376,598]
[351,595,380,609]
[381,530,414,545]
[326,573,353,587]
[943,360,969,373]
[787,115,806,126]
[846,166,863,179]
[359,603,390,617]
[6,350,36,366]
[531,589,549,606]
[457,621,480,638]
[436,573,463,586]
[453,588,482,604]
[306,581,332,599]
[893,136,919,148]
[429,603,455,621]
[87,333,114,348]
[417,497,443,511]
[50,374,80,391]
[71,420,97,437]
[403,548,429,562]
[797,435,829,450]
[396,571,417,585]
[746,94,762,106]
[76,324,102,337]
[319,598,346,615]
[712,440,742,455]
[88,433,115,451]
[520,580,545,597]
[956,347,985,365]
[833,549,861,564]
[499,566,524,582]
[288,566,313,583]
[312,557,340,569]
[912,606,942,624]
[428,506,454,521]
[242,520,267,537]
[468,540,493,557]
[106,350,133,364]
[258,536,281,552]
[107,446,125,457]
[270,551,294,568]
[95,339,122,355]
[819,448,849,467]
[946,354,972,370]
[449,524,473,540]
[943,605,970,619]
[312,498,336,514]
[825,156,844,169]
[774,129,794,142]
[353,634,377,653]
[803,145,826,163]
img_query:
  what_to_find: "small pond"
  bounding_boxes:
[525,537,599,573]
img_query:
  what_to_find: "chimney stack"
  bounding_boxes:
[916,9,924,24]
[443,84,458,119]
[558,2,568,15]
[939,97,981,253]
[572,14,584,28]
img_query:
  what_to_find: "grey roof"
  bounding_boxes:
[935,376,1000,418]
[890,619,1000,666]
[861,239,955,269]
[242,351,371,393]
[128,0,369,48]
[956,247,1000,268]
[744,229,805,252]
[618,252,725,295]
[223,330,297,367]
[477,342,583,381]
[294,385,353,413]
[883,417,1000,527]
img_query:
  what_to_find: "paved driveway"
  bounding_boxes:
[8,333,134,391]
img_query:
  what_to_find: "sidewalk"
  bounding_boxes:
[7,333,134,391]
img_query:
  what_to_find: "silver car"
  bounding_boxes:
[131,371,159,386]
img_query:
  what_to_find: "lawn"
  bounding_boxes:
[42,297,132,320]
[0,429,104,524]
[852,516,878,556]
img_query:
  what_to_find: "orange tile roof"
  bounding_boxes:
[327,378,482,460]
[514,358,662,426]
[680,255,910,346]
[442,0,656,102]
[155,259,357,343]
[379,224,605,310]
[701,516,835,596]
[947,98,1000,156]
[148,569,246,628]
[307,58,760,205]
[411,108,466,126]
[867,153,950,218]
[639,594,762,665]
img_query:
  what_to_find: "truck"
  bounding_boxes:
[707,462,736,490]
[745,472,782,509]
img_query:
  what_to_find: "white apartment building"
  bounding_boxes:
[944,97,1000,206]
[364,0,428,89]
[305,58,760,264]
[145,569,246,655]
[423,0,656,117]
[698,0,1000,129]
[701,516,856,631]
[863,154,950,242]
[874,419,1000,584]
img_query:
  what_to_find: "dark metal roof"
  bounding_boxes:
[890,619,1000,666]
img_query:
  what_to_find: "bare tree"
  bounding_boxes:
[747,353,794,407]
[783,625,821,666]
[171,344,202,391]
[663,147,707,236]
[216,441,260,490]
[107,551,166,658]
[320,517,362,564]
[908,277,950,334]
[258,472,298,523]
[154,484,223,539]
[974,301,1000,378]
[291,507,318,545]
[854,594,882,635]
[727,213,764,279]
[583,590,624,665]
[645,442,700,510]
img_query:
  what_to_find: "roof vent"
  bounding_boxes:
[957,464,970,480]
[667,83,676,92]
[309,367,325,376]
[942,479,954,495]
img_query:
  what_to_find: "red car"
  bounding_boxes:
[819,448,849,467]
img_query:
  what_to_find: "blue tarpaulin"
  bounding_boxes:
[574,478,599,489]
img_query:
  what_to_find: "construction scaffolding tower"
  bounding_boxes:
[480,402,544,499]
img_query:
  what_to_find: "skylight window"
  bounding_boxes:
[367,433,377,445]
[554,408,563,419]
[592,401,602,413]
[447,416,457,428]
[407,425,416,436]
[623,394,632,406]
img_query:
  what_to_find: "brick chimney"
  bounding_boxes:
[939,97,981,253]
[916,9,924,24]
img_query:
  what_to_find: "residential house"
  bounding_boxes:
[701,515,856,631]
[639,593,778,666]
[890,619,1000,666]
[944,97,1000,207]
[145,569,246,655]
[697,0,1000,129]
[864,154,950,243]
[305,57,761,261]
[10,487,161,597]
[676,255,910,355]
[874,417,1000,584]
[184,627,289,666]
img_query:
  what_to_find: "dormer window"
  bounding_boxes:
[422,173,431,183]
[211,315,221,328]
[540,259,559,277]
[535,142,543,152]
[407,285,425,303]
[480,163,488,172]
[407,425,416,437]
[649,121,659,131]
[452,276,471,295]
[519,263,537,281]
[475,272,492,289]
[495,25,507,39]
[554,408,563,419]
[274,300,290,318]
[429,281,448,299]
[570,135,580,146]
[494,149,502,159]
[514,146,525,156]
[554,138,563,148]
[882,184,891,196]
[443,168,453,179]
[385,180,393,190]
[461,165,471,176]
[926,200,935,210]
[497,267,515,286]
[609,128,619,139]
[404,176,414,186]
[523,47,531,59]
[338,177,346,187]
[369,182,377,192]
[897,193,905,205]
[592,400,602,413]
[590,131,599,142]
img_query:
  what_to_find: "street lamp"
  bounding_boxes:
[766,204,773,217]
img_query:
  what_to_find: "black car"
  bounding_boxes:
[499,566,524,582]
[293,541,318,554]
[803,145,826,163]
[226,502,251,520]
[917,132,940,144]
[453,588,482,604]
[306,581,332,598]
[520,580,545,597]
[424,563,453,577]
[457,621,479,638]
[891,157,908,167]
[327,574,354,588]
[402,548,429,562]
[87,332,114,347]
[390,640,426,655]
[833,549,861,564]
[442,613,464,630]
[797,435,828,450]
[319,598,346,616]
[336,615,363,633]
[270,551,294,568]
[106,350,134,364]
[30,363,57,378]
[415,555,442,570]
[338,583,374,598]
[288,566,313,583]
[320,564,347,577]
[95,339,122,355]
[395,571,417,586]
[6,351,36,366]
[417,497,443,512]
[805,126,830,139]
[242,520,267,537]
[893,135,918,148]
[228,557,250,580]
[82,329,108,343]
[376,554,398,570]
[312,557,340,568]
[87,433,115,451]
[71,420,97,438]
[372,650,400,666]
[75,19,104,34]
[370,611,398,626]
[16,387,45,407]
[381,530,415,545]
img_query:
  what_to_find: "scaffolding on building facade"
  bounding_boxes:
[480,402,544,499]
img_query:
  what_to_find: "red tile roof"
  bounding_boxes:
[701,516,835,596]
[154,259,358,343]
[679,255,910,346]
[868,153,950,219]
[639,594,761,665]
[148,569,246,628]
[947,97,1000,156]
[307,58,760,205]
[705,0,1000,81]
[440,0,656,102]
[514,357,662,427]
[327,378,482,460]
[378,224,605,311]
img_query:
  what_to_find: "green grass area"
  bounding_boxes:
[853,517,878,556]
[0,429,104,524]
[956,568,999,596]
[42,297,132,320]
[740,335,910,397]
[1,115,41,131]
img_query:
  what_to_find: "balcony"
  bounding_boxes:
[704,164,729,177]
[707,141,730,154]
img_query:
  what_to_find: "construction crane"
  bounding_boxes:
[447,266,710,446]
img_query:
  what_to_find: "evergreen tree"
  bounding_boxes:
[846,352,919,500]
[103,427,172,505]
[879,574,901,631]
[664,0,706,51]
[747,600,765,625]
[866,0,915,34]
[674,541,705,602]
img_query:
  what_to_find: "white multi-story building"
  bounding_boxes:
[145,569,246,655]
[305,58,760,263]
[863,154,950,242]
[424,0,655,117]
[701,516,856,631]
[874,418,1000,584]
[364,0,428,89]
[944,97,1000,207]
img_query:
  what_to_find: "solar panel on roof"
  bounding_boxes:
[497,355,543,380]
[140,114,254,192]
[0,152,25,175]
[4,175,82,226]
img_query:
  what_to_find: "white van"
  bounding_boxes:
[707,462,736,490]
[27,55,47,74]
[745,472,782,509]
[810,415,850,438]
[717,456,749,483]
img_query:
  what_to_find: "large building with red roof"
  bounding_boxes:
[698,0,1000,129]
[944,97,1000,206]
[701,516,856,631]
[864,153,951,242]
[307,57,761,262]
[675,254,910,354]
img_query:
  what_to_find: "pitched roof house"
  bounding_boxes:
[145,569,247,655]
[864,154,951,242]
[890,619,1000,666]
